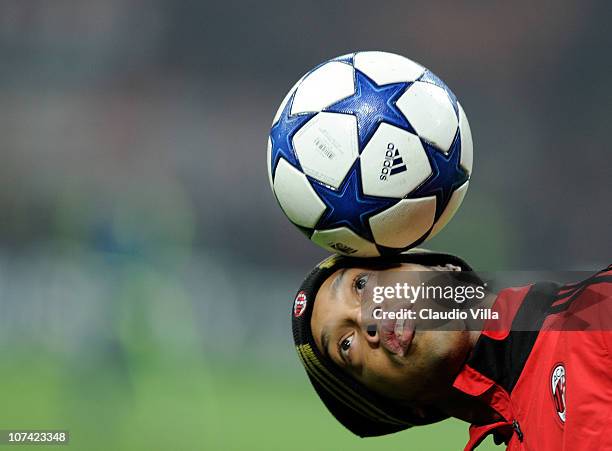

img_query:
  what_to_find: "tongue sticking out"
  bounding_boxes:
[380,308,414,357]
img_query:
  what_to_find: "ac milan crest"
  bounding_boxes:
[294,291,308,318]
[551,363,566,423]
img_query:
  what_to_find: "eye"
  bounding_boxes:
[340,334,354,360]
[355,274,369,292]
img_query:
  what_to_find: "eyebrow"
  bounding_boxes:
[331,268,348,295]
[318,269,349,363]
[321,326,331,359]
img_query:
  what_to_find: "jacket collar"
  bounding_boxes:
[453,364,515,450]
[451,283,550,450]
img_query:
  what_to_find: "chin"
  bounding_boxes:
[403,330,471,400]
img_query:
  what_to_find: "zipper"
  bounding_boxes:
[512,419,524,442]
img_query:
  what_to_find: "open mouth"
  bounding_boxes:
[379,304,415,357]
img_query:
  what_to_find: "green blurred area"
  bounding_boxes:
[0,165,516,451]
[1,353,497,451]
[0,189,512,451]
[0,212,508,451]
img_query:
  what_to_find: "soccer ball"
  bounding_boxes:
[267,51,473,257]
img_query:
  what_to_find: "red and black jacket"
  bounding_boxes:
[455,265,612,450]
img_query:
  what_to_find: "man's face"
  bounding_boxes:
[310,264,474,404]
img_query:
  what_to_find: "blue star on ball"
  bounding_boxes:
[408,132,469,219]
[269,94,315,177]
[311,165,397,241]
[325,69,415,150]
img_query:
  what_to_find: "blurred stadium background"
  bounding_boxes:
[0,1,609,449]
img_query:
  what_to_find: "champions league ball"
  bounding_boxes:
[267,51,473,257]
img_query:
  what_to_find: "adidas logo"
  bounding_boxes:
[380,143,407,181]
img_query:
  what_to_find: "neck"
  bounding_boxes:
[435,291,501,424]
[438,387,504,425]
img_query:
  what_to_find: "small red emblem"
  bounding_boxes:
[551,363,566,424]
[293,291,308,318]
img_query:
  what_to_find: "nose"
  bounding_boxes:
[364,323,380,345]
[355,305,380,345]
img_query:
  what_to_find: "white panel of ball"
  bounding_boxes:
[369,197,436,248]
[397,82,458,152]
[271,76,305,126]
[273,159,326,228]
[360,123,432,198]
[353,51,425,85]
[293,112,359,189]
[267,137,273,190]
[458,103,473,175]
[291,62,355,114]
[427,181,469,239]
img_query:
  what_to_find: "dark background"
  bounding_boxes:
[0,1,609,449]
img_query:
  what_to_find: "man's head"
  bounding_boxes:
[291,250,483,436]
